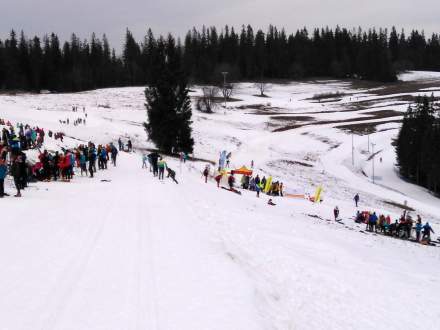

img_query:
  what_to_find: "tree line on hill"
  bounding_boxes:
[396,95,440,194]
[1,26,440,92]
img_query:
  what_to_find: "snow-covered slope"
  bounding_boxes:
[1,74,439,330]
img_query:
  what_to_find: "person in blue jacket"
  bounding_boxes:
[100,148,108,169]
[0,159,7,197]
[369,212,378,232]
[422,222,435,242]
[415,216,423,242]
[79,152,87,176]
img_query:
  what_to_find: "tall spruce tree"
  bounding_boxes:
[396,95,440,193]
[144,35,194,154]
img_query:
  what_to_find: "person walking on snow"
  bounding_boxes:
[354,193,360,207]
[203,166,209,183]
[110,144,118,166]
[333,206,339,220]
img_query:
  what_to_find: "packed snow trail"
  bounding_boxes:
[0,154,261,330]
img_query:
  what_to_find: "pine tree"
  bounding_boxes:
[396,95,439,192]
[144,36,194,154]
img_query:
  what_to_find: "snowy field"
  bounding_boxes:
[1,71,440,330]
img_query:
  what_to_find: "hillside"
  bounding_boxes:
[1,71,440,330]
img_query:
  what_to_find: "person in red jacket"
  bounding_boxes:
[215,173,222,188]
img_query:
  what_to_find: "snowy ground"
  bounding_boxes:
[1,71,440,330]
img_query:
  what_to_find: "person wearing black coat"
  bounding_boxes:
[148,152,159,176]
[10,156,22,197]
[166,167,178,184]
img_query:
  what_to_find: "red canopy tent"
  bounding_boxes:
[231,166,253,176]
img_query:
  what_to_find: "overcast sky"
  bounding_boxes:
[1,0,439,53]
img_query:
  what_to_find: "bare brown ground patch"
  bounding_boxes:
[336,119,402,135]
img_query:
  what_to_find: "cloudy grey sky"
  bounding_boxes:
[1,0,439,52]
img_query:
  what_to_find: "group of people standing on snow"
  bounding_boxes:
[34,142,118,183]
[118,137,133,153]
[354,210,435,243]
[333,193,436,244]
[2,121,46,150]
[202,164,283,201]
[142,151,178,184]
[0,144,27,197]
[1,120,66,150]
[0,122,119,197]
